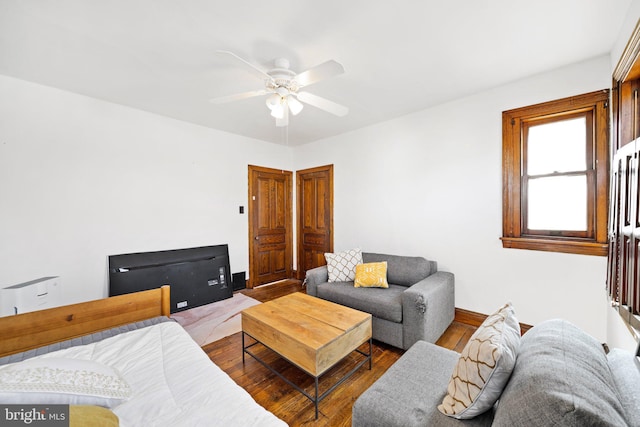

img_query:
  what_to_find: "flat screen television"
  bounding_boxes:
[108,244,232,313]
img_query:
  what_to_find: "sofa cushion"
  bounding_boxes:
[492,319,629,427]
[438,303,520,419]
[363,253,433,286]
[354,262,389,288]
[325,248,362,282]
[316,282,403,323]
[352,340,494,427]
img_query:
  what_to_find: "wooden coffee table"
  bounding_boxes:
[241,292,372,419]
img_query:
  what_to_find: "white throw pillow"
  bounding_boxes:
[0,357,132,408]
[438,302,520,419]
[325,248,363,282]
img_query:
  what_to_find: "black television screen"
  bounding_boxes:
[108,245,232,313]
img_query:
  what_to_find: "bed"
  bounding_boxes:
[0,286,287,426]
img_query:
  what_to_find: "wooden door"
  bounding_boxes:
[297,165,333,279]
[248,165,293,287]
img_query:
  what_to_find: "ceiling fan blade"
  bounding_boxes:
[217,50,273,82]
[294,60,345,87]
[209,89,269,104]
[276,106,289,127]
[296,91,349,117]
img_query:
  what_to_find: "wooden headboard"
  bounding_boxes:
[0,285,170,358]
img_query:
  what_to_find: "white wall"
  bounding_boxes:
[0,74,292,305]
[294,55,612,341]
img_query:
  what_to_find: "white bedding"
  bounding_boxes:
[26,321,287,427]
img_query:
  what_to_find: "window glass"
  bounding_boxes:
[527,117,586,175]
[527,175,587,231]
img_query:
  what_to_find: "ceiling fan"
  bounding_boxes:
[211,50,349,127]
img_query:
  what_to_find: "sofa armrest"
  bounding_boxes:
[607,348,640,427]
[304,265,328,296]
[401,271,455,348]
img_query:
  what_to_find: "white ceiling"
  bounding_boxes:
[0,1,632,145]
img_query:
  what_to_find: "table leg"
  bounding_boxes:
[243,333,372,420]
[314,377,319,420]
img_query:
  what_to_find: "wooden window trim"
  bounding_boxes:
[521,110,595,239]
[502,90,610,256]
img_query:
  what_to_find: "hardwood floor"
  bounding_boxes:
[202,280,475,426]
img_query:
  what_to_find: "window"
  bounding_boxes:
[502,90,609,256]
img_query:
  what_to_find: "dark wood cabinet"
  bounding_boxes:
[607,19,640,331]
[607,139,640,331]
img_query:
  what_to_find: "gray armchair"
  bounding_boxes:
[305,252,454,350]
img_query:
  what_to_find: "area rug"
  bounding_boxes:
[171,293,261,346]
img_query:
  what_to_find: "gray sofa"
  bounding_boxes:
[352,319,640,427]
[305,252,454,350]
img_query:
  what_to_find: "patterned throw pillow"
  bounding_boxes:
[438,302,520,419]
[354,262,389,288]
[325,248,363,282]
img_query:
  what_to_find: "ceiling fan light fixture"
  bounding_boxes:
[275,86,289,97]
[270,103,285,119]
[287,96,304,115]
[265,93,280,110]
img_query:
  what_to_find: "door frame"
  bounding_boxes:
[247,165,293,288]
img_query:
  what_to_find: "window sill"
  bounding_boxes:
[500,237,608,256]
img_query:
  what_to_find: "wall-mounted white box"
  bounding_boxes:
[0,276,61,316]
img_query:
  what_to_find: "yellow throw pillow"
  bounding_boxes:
[354,262,389,288]
[70,405,119,427]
